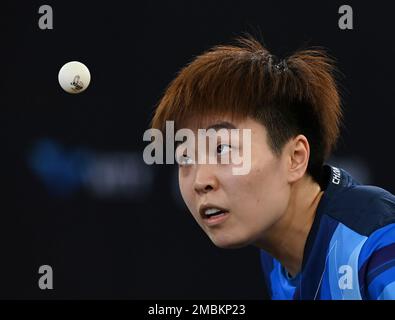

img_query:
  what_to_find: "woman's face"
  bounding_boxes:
[178,116,292,249]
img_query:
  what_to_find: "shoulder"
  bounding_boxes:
[326,183,395,236]
[358,223,395,299]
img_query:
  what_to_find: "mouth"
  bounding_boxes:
[199,204,230,226]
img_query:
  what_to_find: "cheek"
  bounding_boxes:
[178,171,195,213]
[253,160,288,199]
[254,166,290,222]
[231,156,289,217]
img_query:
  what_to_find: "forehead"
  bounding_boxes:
[179,113,266,133]
[176,115,272,153]
[179,113,244,131]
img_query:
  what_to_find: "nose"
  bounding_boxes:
[193,164,219,194]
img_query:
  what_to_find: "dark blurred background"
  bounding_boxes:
[1,0,394,299]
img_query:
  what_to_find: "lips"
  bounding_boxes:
[199,204,230,226]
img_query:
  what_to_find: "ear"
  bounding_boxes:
[286,134,310,183]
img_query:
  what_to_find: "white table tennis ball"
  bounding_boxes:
[58,61,91,94]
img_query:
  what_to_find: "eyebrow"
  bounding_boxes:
[205,121,237,131]
[174,121,237,149]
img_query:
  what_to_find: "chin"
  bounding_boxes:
[209,233,252,249]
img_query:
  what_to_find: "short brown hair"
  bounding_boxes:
[151,35,343,182]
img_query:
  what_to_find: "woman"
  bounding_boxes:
[151,36,395,300]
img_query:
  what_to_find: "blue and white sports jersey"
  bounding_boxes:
[260,164,395,300]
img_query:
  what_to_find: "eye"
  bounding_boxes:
[178,154,194,166]
[217,144,231,155]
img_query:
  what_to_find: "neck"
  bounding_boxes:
[254,175,324,277]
